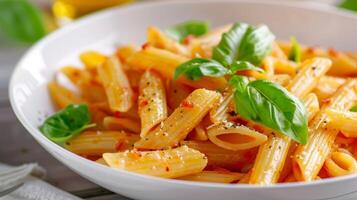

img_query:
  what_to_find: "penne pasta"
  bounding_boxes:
[116,44,140,65]
[97,56,134,112]
[134,89,220,149]
[147,26,188,56]
[48,81,84,109]
[293,79,357,181]
[103,116,141,134]
[65,131,139,156]
[207,122,268,151]
[313,76,346,103]
[209,90,233,124]
[249,58,332,185]
[80,51,107,70]
[138,71,168,137]
[324,151,357,177]
[103,145,207,178]
[167,81,192,110]
[269,74,291,87]
[303,93,320,122]
[183,140,257,171]
[127,47,227,90]
[277,41,357,76]
[325,109,357,138]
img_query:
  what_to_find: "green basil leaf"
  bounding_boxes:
[213,23,275,67]
[339,0,357,12]
[230,61,264,74]
[229,75,256,120]
[350,105,357,112]
[238,25,275,65]
[174,58,228,80]
[212,23,250,66]
[40,104,95,143]
[230,77,308,144]
[166,20,210,42]
[0,0,46,43]
[288,36,301,63]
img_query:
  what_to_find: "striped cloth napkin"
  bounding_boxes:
[0,163,81,200]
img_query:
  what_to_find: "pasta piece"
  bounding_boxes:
[96,158,108,166]
[313,76,346,103]
[207,122,267,151]
[103,145,207,178]
[326,109,357,138]
[167,81,192,110]
[278,142,299,182]
[239,171,252,184]
[60,66,107,103]
[324,152,357,177]
[286,58,332,97]
[134,89,220,149]
[262,56,297,76]
[64,131,139,156]
[116,44,140,65]
[249,58,332,185]
[210,90,233,124]
[188,122,209,141]
[127,47,227,90]
[269,74,291,87]
[48,81,84,109]
[80,51,107,70]
[293,80,357,181]
[97,56,133,112]
[125,69,142,90]
[178,170,244,183]
[277,41,357,76]
[189,24,232,57]
[60,66,91,85]
[270,42,287,60]
[283,174,297,183]
[147,26,188,56]
[138,71,168,137]
[303,93,320,122]
[183,141,257,171]
[103,116,141,134]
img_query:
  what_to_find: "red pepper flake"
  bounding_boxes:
[182,35,194,45]
[114,111,121,118]
[328,48,339,57]
[322,98,331,104]
[180,99,194,108]
[142,43,150,50]
[139,98,149,107]
[115,140,124,151]
[165,166,170,172]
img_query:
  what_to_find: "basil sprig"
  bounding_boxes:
[166,20,210,43]
[173,58,228,80]
[350,105,357,112]
[288,37,301,63]
[174,22,273,80]
[230,75,308,144]
[0,0,46,43]
[40,104,95,143]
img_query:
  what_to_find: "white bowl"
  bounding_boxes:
[9,1,357,199]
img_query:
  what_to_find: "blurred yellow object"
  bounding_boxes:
[52,0,133,26]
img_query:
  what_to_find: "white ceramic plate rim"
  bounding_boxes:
[9,0,357,190]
